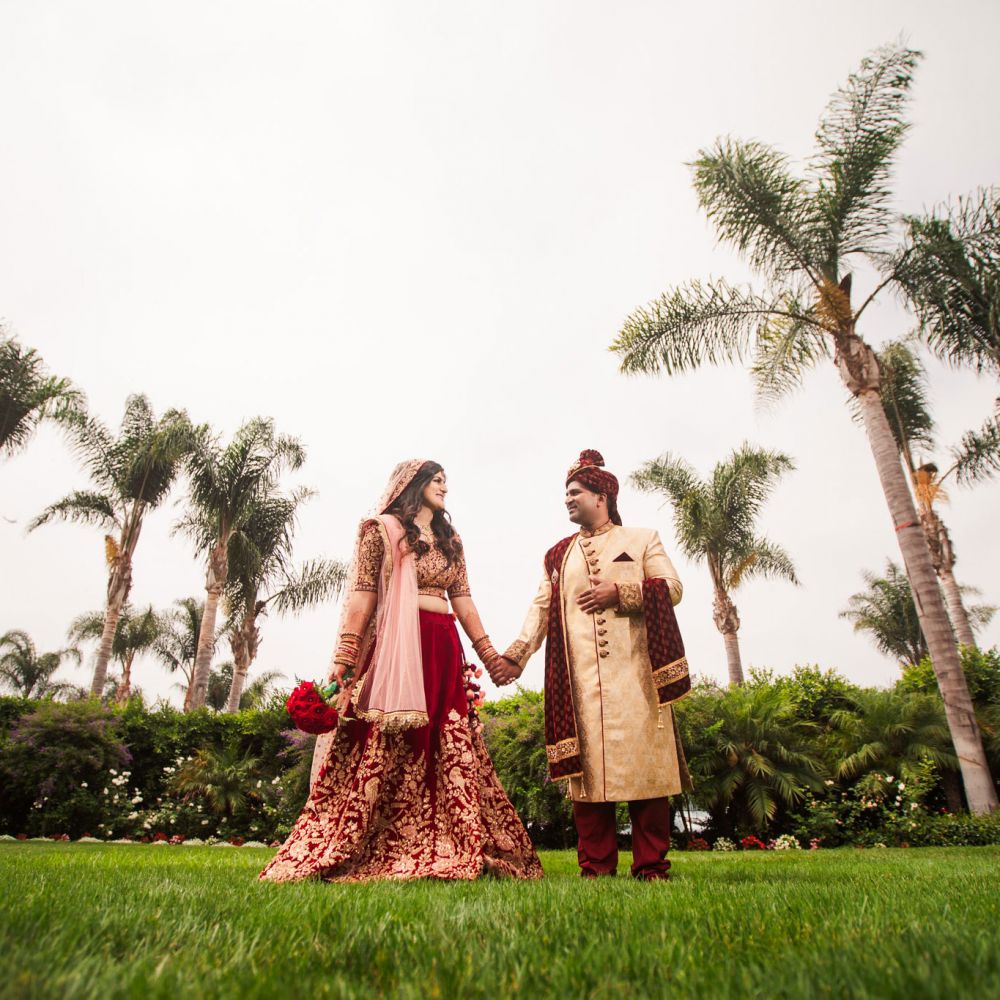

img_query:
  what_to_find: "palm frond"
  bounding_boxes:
[895,188,1000,375]
[271,559,349,616]
[873,340,935,454]
[612,280,813,376]
[951,399,1000,486]
[750,301,832,402]
[0,333,85,457]
[28,491,120,533]
[691,139,817,278]
[808,44,921,264]
[726,537,800,589]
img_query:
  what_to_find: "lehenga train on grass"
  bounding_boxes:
[259,460,543,883]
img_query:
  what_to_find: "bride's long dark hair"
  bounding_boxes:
[387,461,462,565]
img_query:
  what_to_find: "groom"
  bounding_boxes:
[492,450,691,880]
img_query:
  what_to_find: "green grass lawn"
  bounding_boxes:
[1,843,997,999]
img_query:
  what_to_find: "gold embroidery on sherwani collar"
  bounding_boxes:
[579,520,614,539]
[546,736,580,762]
[503,640,530,668]
[616,581,644,614]
[652,657,689,686]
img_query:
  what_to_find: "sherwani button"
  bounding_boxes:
[599,651,609,658]
[596,618,606,625]
[598,629,607,636]
[598,640,608,647]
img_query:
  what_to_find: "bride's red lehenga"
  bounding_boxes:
[260,497,543,883]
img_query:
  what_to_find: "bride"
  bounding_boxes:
[260,459,543,882]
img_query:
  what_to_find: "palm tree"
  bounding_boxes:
[841,560,995,666]
[611,44,998,812]
[154,597,227,711]
[831,688,957,782]
[222,490,347,711]
[177,418,305,710]
[0,332,83,459]
[0,630,81,698]
[170,744,262,819]
[688,683,827,834]
[206,661,285,712]
[68,605,163,704]
[878,341,993,646]
[29,395,196,696]
[632,444,798,685]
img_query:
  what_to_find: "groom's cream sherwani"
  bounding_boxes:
[505,522,686,802]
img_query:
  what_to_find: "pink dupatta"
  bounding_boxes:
[351,514,428,731]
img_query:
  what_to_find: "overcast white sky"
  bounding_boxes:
[1,1,997,707]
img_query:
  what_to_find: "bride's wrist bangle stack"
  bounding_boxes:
[471,634,500,667]
[334,630,364,673]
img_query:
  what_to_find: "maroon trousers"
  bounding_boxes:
[573,797,671,878]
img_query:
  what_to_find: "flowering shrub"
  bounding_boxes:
[741,835,767,851]
[770,834,801,851]
[712,837,737,852]
[686,837,710,851]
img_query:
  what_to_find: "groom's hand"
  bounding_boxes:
[491,656,523,686]
[577,577,619,614]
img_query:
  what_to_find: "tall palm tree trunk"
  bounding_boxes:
[713,588,744,686]
[939,567,977,648]
[840,334,997,813]
[116,653,135,704]
[92,558,131,696]
[919,508,978,648]
[91,514,143,696]
[225,611,260,713]
[188,541,228,710]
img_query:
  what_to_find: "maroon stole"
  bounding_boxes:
[543,534,691,781]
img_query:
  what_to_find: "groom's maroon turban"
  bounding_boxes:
[566,449,622,525]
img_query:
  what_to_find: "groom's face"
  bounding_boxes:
[565,481,605,526]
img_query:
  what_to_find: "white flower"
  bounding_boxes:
[131,795,143,804]
[824,779,834,786]
[256,780,262,789]
[885,775,894,783]
[911,802,919,811]
[127,811,139,820]
[80,782,88,789]
[103,788,109,796]
[201,819,210,826]
[271,776,280,785]
[109,769,117,776]
[898,783,905,791]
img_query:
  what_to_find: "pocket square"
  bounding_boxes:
[612,552,634,563]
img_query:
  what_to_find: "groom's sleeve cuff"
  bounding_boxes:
[616,582,644,614]
[503,640,531,668]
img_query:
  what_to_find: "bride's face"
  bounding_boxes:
[422,471,448,512]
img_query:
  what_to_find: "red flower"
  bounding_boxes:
[153,832,168,842]
[740,835,766,851]
[286,680,340,734]
[687,837,710,851]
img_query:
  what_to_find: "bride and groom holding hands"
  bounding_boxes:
[259,450,691,884]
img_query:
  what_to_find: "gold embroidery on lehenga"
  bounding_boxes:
[258,710,543,884]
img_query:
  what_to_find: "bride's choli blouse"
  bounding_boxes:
[353,521,472,603]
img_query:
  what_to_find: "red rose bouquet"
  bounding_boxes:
[286,679,342,734]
